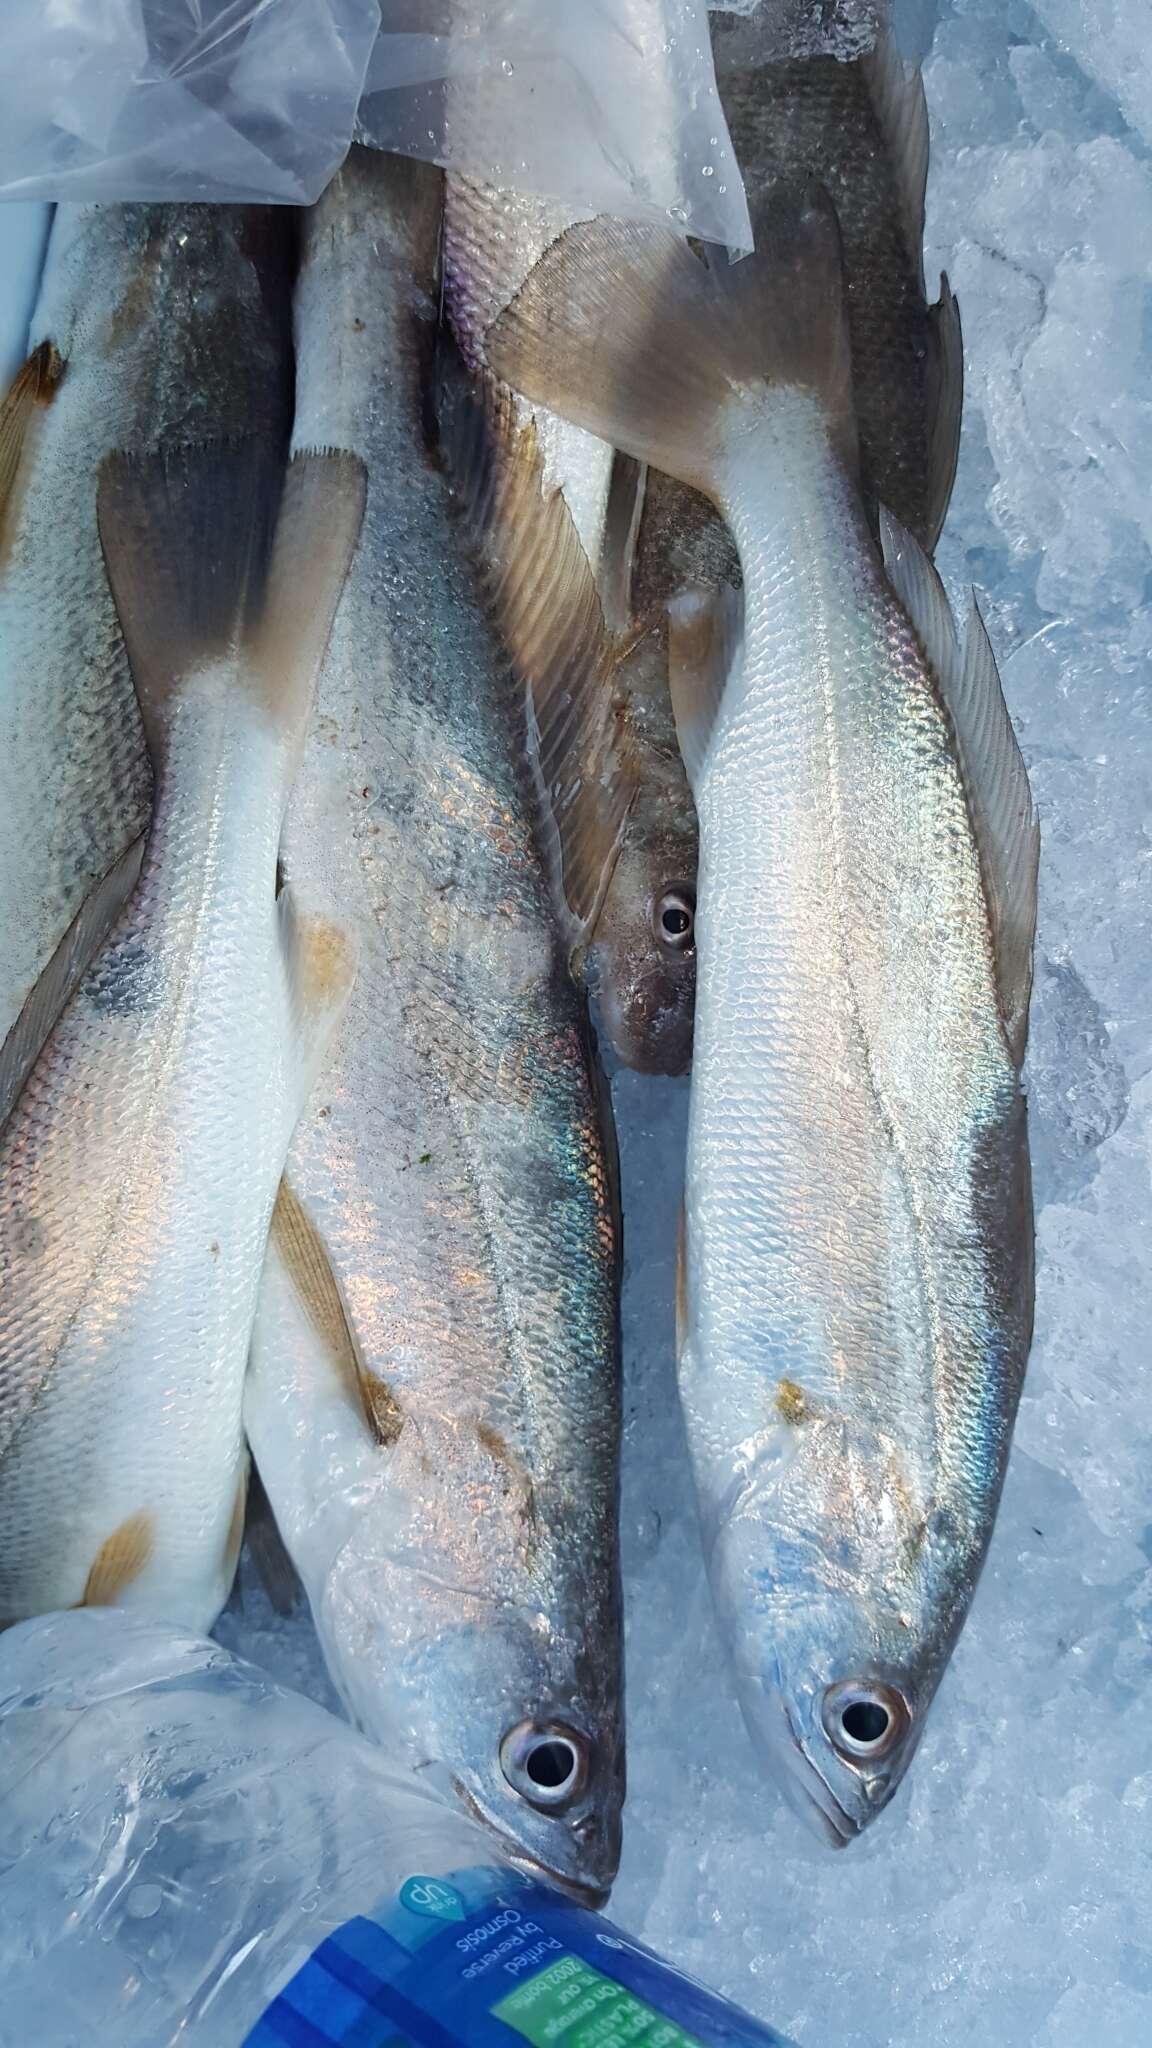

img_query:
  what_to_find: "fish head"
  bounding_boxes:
[728,1636,923,1849]
[319,1482,624,1902]
[701,1402,963,1847]
[586,840,697,1075]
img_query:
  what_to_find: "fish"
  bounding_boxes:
[488,188,1037,1845]
[587,16,964,1070]
[244,150,625,1905]
[0,440,365,1631]
[439,10,701,1077]
[630,11,963,627]
[0,204,297,1050]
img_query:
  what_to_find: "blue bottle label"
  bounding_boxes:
[246,1864,793,2047]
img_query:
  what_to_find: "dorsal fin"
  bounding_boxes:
[923,276,964,553]
[881,509,1039,1062]
[667,583,744,788]
[436,340,635,945]
[0,834,145,1129]
[861,24,930,291]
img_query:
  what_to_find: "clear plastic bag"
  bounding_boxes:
[361,1,752,248]
[0,2,381,205]
[0,1,751,247]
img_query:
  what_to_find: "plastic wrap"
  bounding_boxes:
[0,1,750,247]
[0,2,380,204]
[361,1,751,248]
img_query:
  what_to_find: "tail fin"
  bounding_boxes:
[97,443,365,772]
[486,187,856,501]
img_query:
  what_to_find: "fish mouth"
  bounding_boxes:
[737,1671,862,1850]
[451,1776,613,1909]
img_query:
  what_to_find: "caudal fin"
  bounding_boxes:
[486,187,856,502]
[97,443,366,773]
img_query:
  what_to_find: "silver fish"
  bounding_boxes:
[439,6,701,1077]
[244,151,624,1904]
[0,443,363,1629]
[0,204,296,1050]
[593,15,964,1073]
[489,190,1037,1845]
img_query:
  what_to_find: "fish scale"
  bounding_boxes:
[245,150,624,1906]
[488,188,1035,1846]
[0,205,295,1050]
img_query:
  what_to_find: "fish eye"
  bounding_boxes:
[500,1720,589,1809]
[821,1680,910,1763]
[654,887,695,955]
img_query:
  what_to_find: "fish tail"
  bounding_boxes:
[96,442,366,775]
[486,185,857,502]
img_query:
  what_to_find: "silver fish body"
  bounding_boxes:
[245,152,624,1903]
[488,197,1036,1844]
[0,439,362,1631]
[0,204,294,1047]
[440,10,701,1077]
[681,409,1033,1842]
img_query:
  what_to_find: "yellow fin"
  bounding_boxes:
[271,1181,404,1448]
[0,341,63,539]
[81,1510,155,1606]
[436,347,635,943]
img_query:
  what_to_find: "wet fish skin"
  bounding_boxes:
[245,151,624,1903]
[632,15,958,633]
[488,196,1036,1845]
[0,443,362,1633]
[441,18,701,1076]
[0,203,296,1049]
